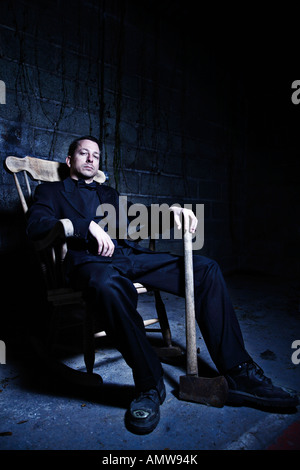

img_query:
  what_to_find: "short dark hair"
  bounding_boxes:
[68,135,100,158]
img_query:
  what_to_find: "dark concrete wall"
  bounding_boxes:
[0,0,299,279]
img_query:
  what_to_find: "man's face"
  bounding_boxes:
[66,139,100,182]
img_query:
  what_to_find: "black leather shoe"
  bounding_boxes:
[126,379,166,435]
[225,361,299,408]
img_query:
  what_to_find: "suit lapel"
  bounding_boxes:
[60,177,115,218]
[60,177,86,217]
[96,184,115,205]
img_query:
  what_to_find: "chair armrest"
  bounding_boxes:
[33,218,74,251]
[59,218,74,238]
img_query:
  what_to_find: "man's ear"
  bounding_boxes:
[66,156,71,167]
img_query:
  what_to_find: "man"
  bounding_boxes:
[27,135,299,435]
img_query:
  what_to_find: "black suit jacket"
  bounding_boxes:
[27,177,162,272]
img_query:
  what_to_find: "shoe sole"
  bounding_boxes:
[125,386,166,435]
[125,408,160,435]
[159,384,167,405]
[227,389,299,408]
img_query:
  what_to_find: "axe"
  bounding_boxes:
[179,228,228,407]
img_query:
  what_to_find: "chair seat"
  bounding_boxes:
[47,284,160,340]
[47,283,149,304]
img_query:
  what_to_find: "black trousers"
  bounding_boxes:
[71,247,251,392]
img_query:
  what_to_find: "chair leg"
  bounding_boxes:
[30,303,102,387]
[44,303,62,354]
[154,290,183,358]
[154,290,172,347]
[83,306,96,375]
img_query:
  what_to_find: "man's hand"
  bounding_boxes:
[170,206,198,233]
[89,220,115,257]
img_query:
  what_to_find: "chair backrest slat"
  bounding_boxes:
[23,170,31,197]
[5,155,106,215]
[13,172,28,214]
[6,155,106,183]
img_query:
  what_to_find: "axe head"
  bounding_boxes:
[179,375,228,408]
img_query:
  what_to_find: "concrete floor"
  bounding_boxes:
[0,273,299,451]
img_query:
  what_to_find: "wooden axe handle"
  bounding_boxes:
[184,229,198,376]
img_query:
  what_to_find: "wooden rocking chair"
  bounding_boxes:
[5,155,182,386]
